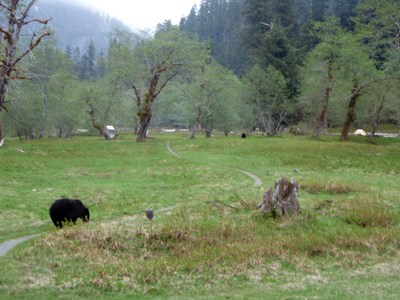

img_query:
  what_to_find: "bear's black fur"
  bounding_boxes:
[241,133,247,138]
[49,198,90,228]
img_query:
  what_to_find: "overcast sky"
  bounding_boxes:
[46,0,202,31]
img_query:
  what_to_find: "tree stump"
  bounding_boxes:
[260,178,300,216]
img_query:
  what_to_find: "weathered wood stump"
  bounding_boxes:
[260,177,300,216]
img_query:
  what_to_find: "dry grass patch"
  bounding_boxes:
[302,181,363,194]
[18,204,399,295]
[342,197,398,228]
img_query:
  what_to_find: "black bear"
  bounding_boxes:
[49,198,90,228]
[241,133,247,138]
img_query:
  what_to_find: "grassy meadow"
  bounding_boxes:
[0,132,400,299]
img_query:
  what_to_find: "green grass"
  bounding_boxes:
[0,133,400,299]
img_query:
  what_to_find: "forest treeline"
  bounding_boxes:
[0,0,399,143]
[180,0,360,89]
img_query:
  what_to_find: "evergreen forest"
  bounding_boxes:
[0,0,399,143]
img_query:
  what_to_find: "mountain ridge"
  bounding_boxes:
[34,1,131,53]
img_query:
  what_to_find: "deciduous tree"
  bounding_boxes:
[243,64,289,135]
[300,18,343,137]
[0,0,52,146]
[132,28,199,142]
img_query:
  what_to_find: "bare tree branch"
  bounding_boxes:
[154,71,177,98]
[21,0,38,23]
[132,83,142,112]
[0,0,52,144]
[14,31,53,66]
[0,26,12,42]
[132,84,141,102]
[0,2,11,12]
[24,17,53,26]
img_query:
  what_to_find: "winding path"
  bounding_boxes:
[0,205,180,257]
[166,142,181,158]
[166,142,263,187]
[1,143,262,257]
[0,234,39,257]
[236,169,263,187]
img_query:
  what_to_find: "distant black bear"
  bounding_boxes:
[49,198,90,228]
[241,133,247,138]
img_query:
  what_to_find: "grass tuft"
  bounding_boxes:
[342,197,398,228]
[302,181,363,194]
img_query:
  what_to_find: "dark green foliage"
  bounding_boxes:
[79,40,97,80]
[242,0,310,96]
[179,6,198,35]
[179,0,362,93]
[180,0,249,74]
[2,0,398,141]
[331,0,360,29]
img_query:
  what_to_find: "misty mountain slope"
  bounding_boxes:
[34,1,130,53]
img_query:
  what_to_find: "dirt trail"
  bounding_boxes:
[166,142,263,187]
[0,234,39,257]
[236,169,263,187]
[166,142,181,158]
[1,142,262,257]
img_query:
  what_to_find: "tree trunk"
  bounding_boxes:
[0,112,4,148]
[267,112,274,136]
[372,96,385,135]
[189,122,200,139]
[313,88,330,137]
[84,87,106,137]
[259,111,268,133]
[397,111,400,129]
[136,111,151,142]
[313,56,333,138]
[135,73,159,142]
[39,84,49,138]
[275,111,287,135]
[88,106,105,136]
[189,108,202,139]
[136,89,154,142]
[29,104,37,138]
[0,78,8,147]
[340,80,361,142]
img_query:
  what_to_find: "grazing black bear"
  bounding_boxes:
[49,198,90,228]
[241,133,247,138]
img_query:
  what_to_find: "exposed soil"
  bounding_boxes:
[0,234,39,257]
